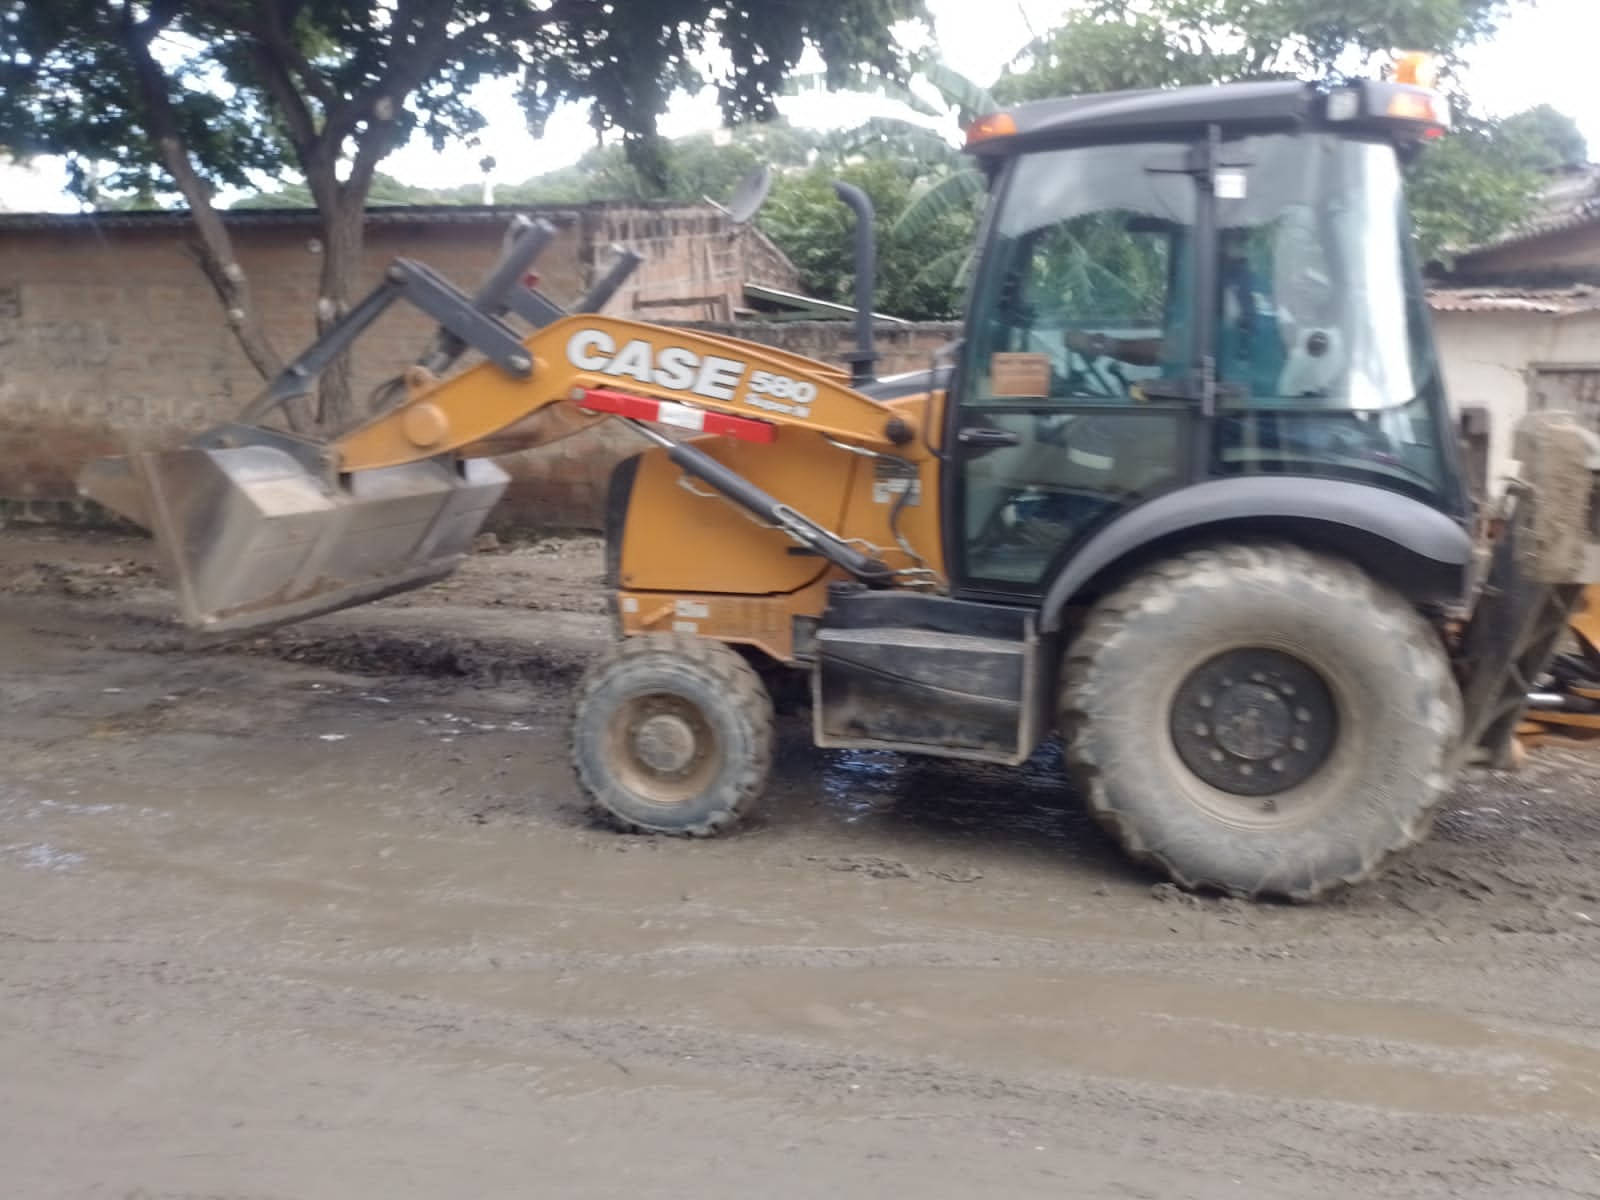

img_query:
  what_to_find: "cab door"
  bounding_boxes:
[949,141,1199,599]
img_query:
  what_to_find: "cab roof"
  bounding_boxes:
[965,79,1440,156]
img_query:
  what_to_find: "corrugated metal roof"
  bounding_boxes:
[1427,285,1600,315]
[742,282,911,325]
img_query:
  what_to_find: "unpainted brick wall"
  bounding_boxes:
[0,206,812,528]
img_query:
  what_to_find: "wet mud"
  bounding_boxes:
[4,527,1600,1198]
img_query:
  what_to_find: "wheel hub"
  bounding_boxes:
[1211,682,1292,760]
[1170,649,1338,797]
[607,690,719,806]
[632,713,698,774]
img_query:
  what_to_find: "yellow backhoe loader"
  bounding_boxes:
[81,71,1600,900]
[1520,585,1600,749]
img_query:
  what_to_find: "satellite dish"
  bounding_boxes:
[719,163,773,225]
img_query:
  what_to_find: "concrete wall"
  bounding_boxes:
[0,207,802,529]
[1432,309,1600,492]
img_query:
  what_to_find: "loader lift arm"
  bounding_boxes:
[80,213,928,636]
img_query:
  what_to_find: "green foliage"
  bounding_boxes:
[981,0,1574,264]
[1499,105,1588,169]
[1,0,928,207]
[0,0,927,420]
[993,10,1249,102]
[1406,106,1588,263]
[758,158,972,319]
[494,124,823,205]
[1029,214,1173,324]
[995,0,1517,98]
[236,172,454,209]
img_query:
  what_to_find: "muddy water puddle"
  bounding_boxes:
[306,955,1600,1122]
[12,590,1600,1170]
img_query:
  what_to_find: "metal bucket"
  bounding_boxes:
[79,444,507,637]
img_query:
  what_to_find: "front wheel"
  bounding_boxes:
[572,633,774,836]
[1060,543,1462,901]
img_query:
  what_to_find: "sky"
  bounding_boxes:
[3,0,1598,211]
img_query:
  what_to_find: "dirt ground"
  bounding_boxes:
[4,526,1600,1200]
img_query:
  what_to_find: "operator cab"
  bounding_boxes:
[951,75,1467,595]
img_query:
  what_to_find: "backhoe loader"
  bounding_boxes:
[1520,584,1600,749]
[81,71,1600,900]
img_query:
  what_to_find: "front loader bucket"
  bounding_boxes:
[79,444,507,638]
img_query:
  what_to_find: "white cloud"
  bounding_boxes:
[1461,0,1600,152]
[0,156,73,212]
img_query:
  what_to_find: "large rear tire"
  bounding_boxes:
[1060,543,1461,901]
[572,633,774,836]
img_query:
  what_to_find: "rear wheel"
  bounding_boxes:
[1060,543,1461,900]
[572,633,774,835]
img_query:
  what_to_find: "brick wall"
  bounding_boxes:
[0,205,802,529]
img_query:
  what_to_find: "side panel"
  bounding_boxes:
[833,390,948,585]
[610,388,950,664]
[616,578,835,663]
[615,433,844,596]
[811,590,1046,765]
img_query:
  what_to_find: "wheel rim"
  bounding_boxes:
[1169,647,1340,823]
[605,690,721,806]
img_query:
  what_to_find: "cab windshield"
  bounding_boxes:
[964,130,1456,502]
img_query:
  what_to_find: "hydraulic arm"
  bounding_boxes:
[80,217,927,636]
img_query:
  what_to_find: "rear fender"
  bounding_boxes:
[1038,477,1475,635]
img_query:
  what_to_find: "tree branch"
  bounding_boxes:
[246,40,319,157]
[260,0,339,112]
[113,0,286,390]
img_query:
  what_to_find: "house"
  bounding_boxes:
[1428,164,1600,495]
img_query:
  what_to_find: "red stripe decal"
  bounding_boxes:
[574,388,776,443]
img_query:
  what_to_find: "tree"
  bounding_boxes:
[1499,104,1588,170]
[493,123,823,206]
[0,0,926,428]
[804,0,1577,311]
[237,171,455,209]
[993,0,1519,99]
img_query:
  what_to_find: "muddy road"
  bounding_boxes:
[4,528,1600,1199]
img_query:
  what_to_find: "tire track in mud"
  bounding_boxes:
[8,529,1600,1197]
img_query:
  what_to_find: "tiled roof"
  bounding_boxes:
[1427,285,1600,314]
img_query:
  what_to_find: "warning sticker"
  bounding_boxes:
[873,477,921,506]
